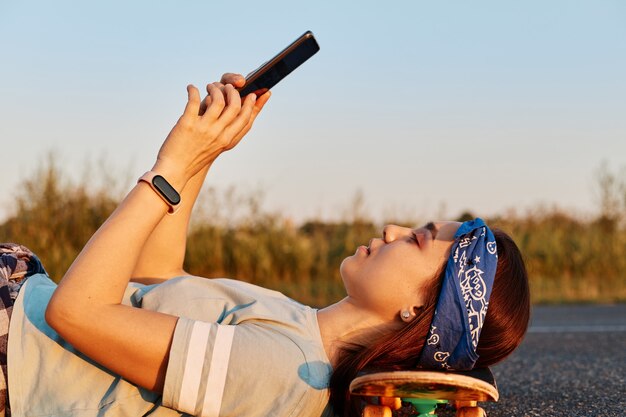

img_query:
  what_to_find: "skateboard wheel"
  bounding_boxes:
[456,406,486,417]
[379,397,402,410]
[362,404,392,417]
[454,401,478,409]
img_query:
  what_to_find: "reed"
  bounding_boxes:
[2,158,624,306]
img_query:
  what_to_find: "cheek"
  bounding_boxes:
[414,261,440,283]
[413,255,447,290]
[421,262,441,279]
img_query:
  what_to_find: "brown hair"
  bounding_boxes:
[328,229,530,416]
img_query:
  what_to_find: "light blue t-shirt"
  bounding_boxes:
[8,274,334,417]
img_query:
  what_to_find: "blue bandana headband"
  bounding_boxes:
[416,218,498,370]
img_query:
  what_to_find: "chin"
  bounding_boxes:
[339,256,356,285]
[339,256,348,276]
[338,262,349,294]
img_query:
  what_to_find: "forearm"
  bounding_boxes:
[131,163,213,279]
[52,176,185,307]
[45,177,184,390]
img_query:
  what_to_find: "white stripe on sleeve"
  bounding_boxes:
[177,321,212,413]
[200,325,236,417]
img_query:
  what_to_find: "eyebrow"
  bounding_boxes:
[425,221,438,240]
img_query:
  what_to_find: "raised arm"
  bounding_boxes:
[130,74,271,284]
[46,82,262,393]
[128,164,210,285]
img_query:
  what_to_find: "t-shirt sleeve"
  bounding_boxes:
[163,317,236,416]
[162,316,321,417]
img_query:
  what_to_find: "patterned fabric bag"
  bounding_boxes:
[0,243,48,417]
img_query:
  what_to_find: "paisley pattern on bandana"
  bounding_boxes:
[416,218,497,371]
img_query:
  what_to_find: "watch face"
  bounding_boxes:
[152,175,181,205]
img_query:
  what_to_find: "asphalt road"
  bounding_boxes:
[439,304,626,417]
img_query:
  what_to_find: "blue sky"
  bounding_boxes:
[1,1,625,224]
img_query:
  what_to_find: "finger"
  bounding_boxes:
[200,81,229,115]
[182,85,201,117]
[198,96,210,116]
[234,92,270,139]
[220,73,246,88]
[246,91,272,126]
[215,84,242,127]
[203,84,226,120]
[207,82,225,93]
[252,90,271,116]
[222,94,258,150]
[222,93,257,141]
[202,82,226,112]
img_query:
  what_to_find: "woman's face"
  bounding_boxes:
[340,221,461,321]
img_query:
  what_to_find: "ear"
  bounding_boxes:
[399,307,415,323]
[399,305,423,323]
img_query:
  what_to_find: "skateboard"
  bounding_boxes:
[349,367,498,417]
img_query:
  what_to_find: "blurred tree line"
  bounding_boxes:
[1,159,625,305]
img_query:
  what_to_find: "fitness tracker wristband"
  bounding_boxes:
[137,171,182,214]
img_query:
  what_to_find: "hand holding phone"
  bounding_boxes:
[237,31,320,97]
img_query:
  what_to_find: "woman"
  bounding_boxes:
[4,73,530,417]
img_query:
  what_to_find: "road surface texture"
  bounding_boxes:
[435,304,626,417]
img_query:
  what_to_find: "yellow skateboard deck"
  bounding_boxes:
[349,368,498,417]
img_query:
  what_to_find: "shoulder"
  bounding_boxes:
[135,276,311,324]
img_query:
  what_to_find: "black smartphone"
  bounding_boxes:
[237,31,320,97]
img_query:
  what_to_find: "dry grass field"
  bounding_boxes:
[2,159,625,306]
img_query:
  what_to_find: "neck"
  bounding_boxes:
[317,298,399,368]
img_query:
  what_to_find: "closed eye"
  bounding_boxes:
[425,222,438,240]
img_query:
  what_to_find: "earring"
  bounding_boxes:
[401,310,412,322]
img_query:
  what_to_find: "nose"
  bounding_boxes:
[382,224,412,243]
